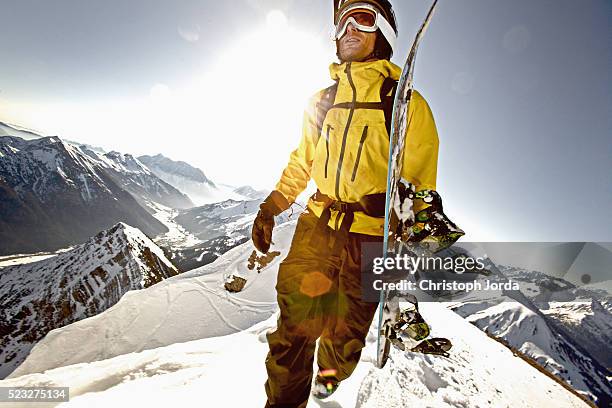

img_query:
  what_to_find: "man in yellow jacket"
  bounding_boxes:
[253,1,439,406]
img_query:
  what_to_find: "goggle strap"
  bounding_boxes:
[336,2,379,24]
[376,13,397,53]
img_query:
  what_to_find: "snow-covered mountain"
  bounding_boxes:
[161,198,292,271]
[0,222,178,379]
[448,261,611,405]
[81,149,194,209]
[0,121,42,140]
[174,198,268,241]
[2,222,589,407]
[138,154,220,205]
[0,136,168,255]
[232,185,268,200]
[542,300,612,369]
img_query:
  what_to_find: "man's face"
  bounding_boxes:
[337,22,377,62]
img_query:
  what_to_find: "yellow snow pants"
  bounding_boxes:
[264,210,380,408]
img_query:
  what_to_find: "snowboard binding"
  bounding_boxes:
[411,338,452,357]
[384,306,430,351]
[392,179,465,256]
[380,299,452,362]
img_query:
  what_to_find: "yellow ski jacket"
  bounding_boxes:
[275,59,439,236]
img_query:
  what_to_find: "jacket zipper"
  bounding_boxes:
[324,125,331,178]
[335,62,356,199]
[351,125,368,182]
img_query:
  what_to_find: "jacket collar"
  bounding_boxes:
[329,59,401,82]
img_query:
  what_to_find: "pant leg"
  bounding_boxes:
[317,233,381,383]
[264,211,339,408]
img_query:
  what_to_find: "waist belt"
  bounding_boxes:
[309,190,386,260]
[311,190,386,218]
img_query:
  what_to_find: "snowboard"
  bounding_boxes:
[376,0,464,369]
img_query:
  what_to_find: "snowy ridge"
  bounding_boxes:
[138,154,220,206]
[0,121,43,140]
[0,223,178,379]
[81,149,194,209]
[0,136,111,202]
[459,301,610,404]
[1,222,590,407]
[138,154,214,186]
[0,136,168,254]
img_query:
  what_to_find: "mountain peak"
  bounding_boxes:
[25,135,63,146]
[138,154,214,186]
[0,223,179,379]
[137,154,221,205]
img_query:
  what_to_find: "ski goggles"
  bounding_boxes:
[333,2,397,53]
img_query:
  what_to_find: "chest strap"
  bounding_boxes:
[315,76,398,145]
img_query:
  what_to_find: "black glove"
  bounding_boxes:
[251,191,290,253]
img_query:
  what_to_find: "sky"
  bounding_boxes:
[0,0,610,242]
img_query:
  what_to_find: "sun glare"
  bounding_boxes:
[149,84,171,102]
[158,12,333,188]
[3,10,334,190]
[266,10,288,30]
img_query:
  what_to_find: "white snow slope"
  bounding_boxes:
[3,222,589,408]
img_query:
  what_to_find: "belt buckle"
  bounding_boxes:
[332,202,348,213]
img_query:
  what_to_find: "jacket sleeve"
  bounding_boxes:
[274,92,322,204]
[401,90,439,190]
[401,90,440,211]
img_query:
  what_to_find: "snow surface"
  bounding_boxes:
[0,307,590,408]
[3,221,590,407]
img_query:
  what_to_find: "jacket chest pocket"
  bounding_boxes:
[313,124,334,181]
[324,124,332,179]
[346,122,389,188]
[350,125,369,182]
